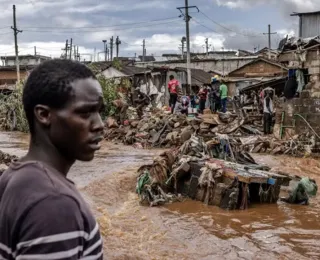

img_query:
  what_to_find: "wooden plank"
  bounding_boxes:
[223,169,251,183]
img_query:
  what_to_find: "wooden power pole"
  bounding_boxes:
[110,36,114,61]
[177,2,198,87]
[263,24,277,59]
[69,38,73,60]
[142,39,145,62]
[116,36,121,58]
[11,5,22,82]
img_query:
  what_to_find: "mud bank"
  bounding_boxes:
[1,131,320,259]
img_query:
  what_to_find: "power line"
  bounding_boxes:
[21,16,180,29]
[0,32,12,35]
[192,18,218,33]
[22,19,182,34]
[198,10,264,38]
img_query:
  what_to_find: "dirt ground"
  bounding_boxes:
[1,131,320,260]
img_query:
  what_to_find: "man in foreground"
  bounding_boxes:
[0,60,104,259]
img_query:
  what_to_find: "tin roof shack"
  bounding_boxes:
[254,47,279,60]
[291,11,320,38]
[226,58,288,96]
[172,67,212,95]
[274,37,320,140]
[1,55,51,66]
[100,64,168,108]
[0,65,34,86]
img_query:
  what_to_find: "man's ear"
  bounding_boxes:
[34,105,51,127]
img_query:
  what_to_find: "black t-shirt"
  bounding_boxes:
[0,161,103,260]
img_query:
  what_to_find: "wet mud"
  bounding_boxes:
[1,131,320,260]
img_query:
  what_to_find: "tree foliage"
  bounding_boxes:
[0,62,131,132]
[0,81,29,132]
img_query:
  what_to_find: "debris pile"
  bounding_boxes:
[105,109,263,148]
[0,150,18,175]
[135,135,311,209]
[239,133,317,156]
[0,82,29,133]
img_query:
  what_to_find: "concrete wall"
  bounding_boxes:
[6,58,39,66]
[136,57,258,75]
[4,57,50,66]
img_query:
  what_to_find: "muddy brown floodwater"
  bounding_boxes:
[1,131,320,260]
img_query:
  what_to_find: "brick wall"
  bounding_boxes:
[275,90,320,137]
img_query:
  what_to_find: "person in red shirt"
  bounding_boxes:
[198,87,208,114]
[168,75,180,114]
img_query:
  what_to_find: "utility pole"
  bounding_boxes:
[34,46,37,56]
[177,2,198,88]
[110,36,114,61]
[11,5,22,82]
[205,38,210,56]
[263,24,277,59]
[102,40,107,61]
[77,46,79,61]
[64,39,68,59]
[181,36,186,59]
[73,45,76,60]
[69,38,73,60]
[115,36,121,58]
[142,39,146,62]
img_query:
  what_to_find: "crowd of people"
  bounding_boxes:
[112,74,275,136]
[168,74,275,135]
[168,75,230,116]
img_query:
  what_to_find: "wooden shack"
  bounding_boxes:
[181,159,292,210]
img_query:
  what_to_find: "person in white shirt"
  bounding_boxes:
[263,91,273,135]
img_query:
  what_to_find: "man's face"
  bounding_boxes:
[49,78,105,162]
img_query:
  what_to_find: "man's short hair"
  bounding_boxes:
[169,75,174,80]
[23,59,96,133]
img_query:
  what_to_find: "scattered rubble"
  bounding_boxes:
[0,150,18,175]
[105,109,263,148]
[239,133,317,156]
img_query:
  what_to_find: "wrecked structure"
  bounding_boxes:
[136,134,318,209]
[274,36,320,141]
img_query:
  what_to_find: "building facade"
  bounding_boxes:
[1,55,51,66]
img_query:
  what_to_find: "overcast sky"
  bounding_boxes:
[0,0,318,61]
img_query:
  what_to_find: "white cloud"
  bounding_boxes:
[215,0,320,12]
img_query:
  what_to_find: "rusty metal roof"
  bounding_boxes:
[120,66,151,76]
[174,67,212,86]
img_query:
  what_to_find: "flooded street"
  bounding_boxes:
[1,131,320,260]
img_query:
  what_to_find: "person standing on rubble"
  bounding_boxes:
[0,60,104,259]
[263,91,274,135]
[112,98,129,124]
[134,88,150,119]
[219,79,228,113]
[168,75,180,114]
[198,87,208,114]
[209,85,220,113]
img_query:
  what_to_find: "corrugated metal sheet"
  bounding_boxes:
[101,67,127,78]
[301,14,320,38]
